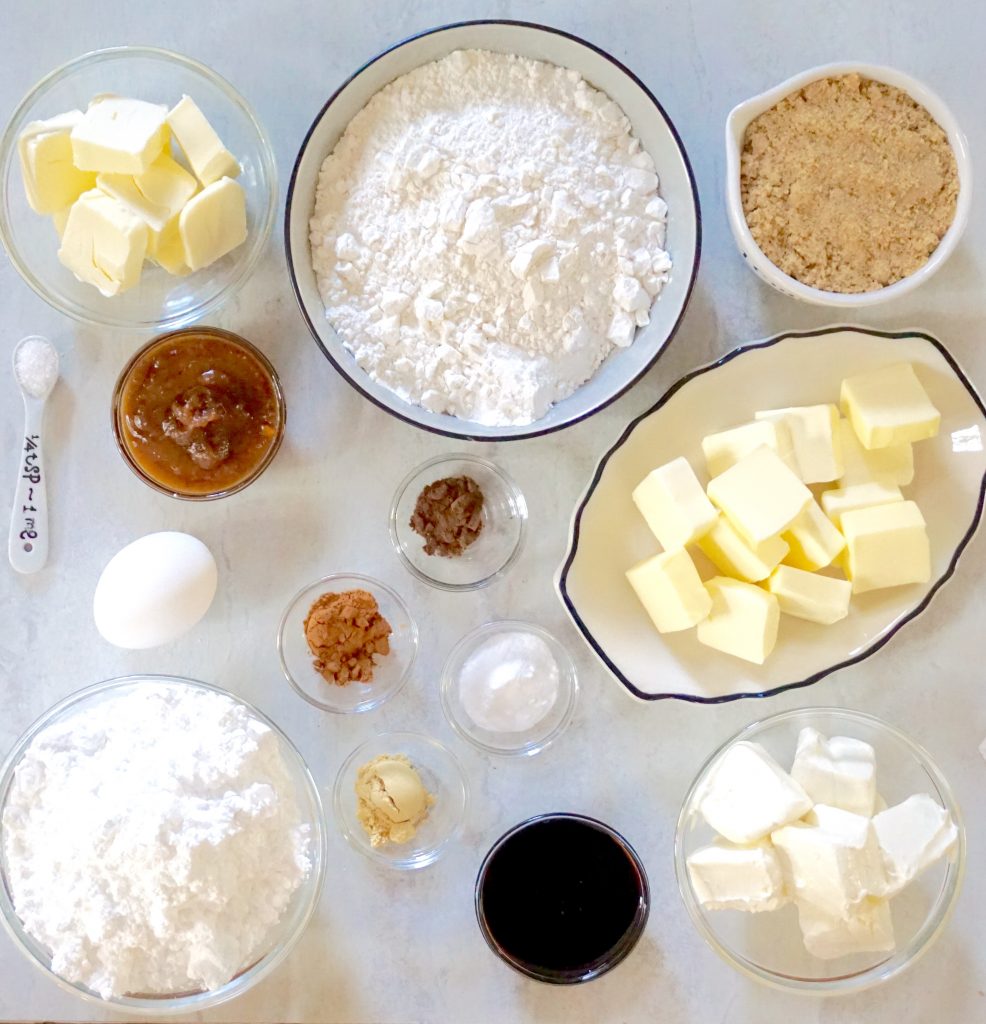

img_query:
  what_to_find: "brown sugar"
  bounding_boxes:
[740,73,958,293]
[304,589,392,685]
[410,475,485,558]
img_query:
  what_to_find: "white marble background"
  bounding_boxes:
[1,0,985,1021]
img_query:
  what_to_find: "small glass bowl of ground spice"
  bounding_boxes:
[390,454,527,591]
[112,327,285,498]
[725,63,970,307]
[277,573,418,713]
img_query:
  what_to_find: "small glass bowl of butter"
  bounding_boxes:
[0,46,276,329]
[674,708,964,995]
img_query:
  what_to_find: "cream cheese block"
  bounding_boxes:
[790,728,876,816]
[797,898,895,960]
[687,839,789,912]
[632,456,717,550]
[625,548,712,633]
[873,794,958,897]
[697,576,781,664]
[840,363,941,449]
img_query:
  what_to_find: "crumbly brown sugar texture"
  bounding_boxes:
[741,74,958,293]
[304,589,392,685]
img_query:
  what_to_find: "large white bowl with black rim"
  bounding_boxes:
[285,20,700,441]
[556,326,986,703]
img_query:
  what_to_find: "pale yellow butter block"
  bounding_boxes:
[696,576,780,664]
[148,216,191,276]
[632,456,717,550]
[841,500,931,594]
[626,548,712,634]
[698,513,789,583]
[97,151,198,233]
[838,419,914,487]
[756,404,843,484]
[179,176,247,271]
[821,480,903,531]
[707,446,812,547]
[18,110,96,214]
[783,500,846,571]
[167,95,241,186]
[702,419,797,479]
[57,188,148,296]
[765,565,852,624]
[51,205,72,239]
[841,363,941,450]
[71,97,168,174]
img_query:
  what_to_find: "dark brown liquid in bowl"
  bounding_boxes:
[117,331,282,496]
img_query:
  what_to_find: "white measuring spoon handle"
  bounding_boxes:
[8,399,48,574]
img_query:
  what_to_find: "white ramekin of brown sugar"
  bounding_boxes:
[725,62,972,307]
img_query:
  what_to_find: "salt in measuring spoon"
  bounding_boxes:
[8,336,58,573]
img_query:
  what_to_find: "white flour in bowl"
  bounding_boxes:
[309,48,671,426]
[1,682,311,999]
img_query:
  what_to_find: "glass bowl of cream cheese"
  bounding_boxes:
[674,707,964,995]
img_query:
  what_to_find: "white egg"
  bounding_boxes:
[93,532,218,649]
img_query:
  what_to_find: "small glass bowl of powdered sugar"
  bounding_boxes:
[441,620,579,757]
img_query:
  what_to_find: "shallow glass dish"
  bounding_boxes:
[333,732,468,870]
[111,326,286,500]
[0,675,326,1015]
[0,47,276,329]
[390,453,527,591]
[441,620,578,757]
[674,707,965,995]
[278,573,418,714]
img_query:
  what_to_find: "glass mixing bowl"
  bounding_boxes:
[674,707,965,995]
[0,47,276,329]
[0,675,326,1015]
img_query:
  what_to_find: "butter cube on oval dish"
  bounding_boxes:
[840,362,940,449]
[625,547,711,633]
[764,565,851,625]
[631,456,717,550]
[695,576,781,665]
[840,500,930,594]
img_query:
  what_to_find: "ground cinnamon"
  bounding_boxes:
[304,589,392,685]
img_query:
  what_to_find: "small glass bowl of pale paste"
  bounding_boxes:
[390,454,527,591]
[333,732,468,870]
[441,620,579,757]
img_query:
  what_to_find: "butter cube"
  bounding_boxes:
[707,446,812,546]
[790,728,876,816]
[765,566,852,625]
[178,176,247,271]
[841,363,941,449]
[838,419,914,487]
[632,456,717,550]
[756,404,843,484]
[57,188,148,296]
[797,899,895,960]
[687,839,789,912]
[772,806,888,918]
[702,419,797,479]
[97,151,198,232]
[51,205,72,239]
[625,548,712,633]
[18,111,96,214]
[70,97,168,174]
[873,794,958,897]
[698,513,788,583]
[841,501,930,594]
[697,741,812,844]
[167,95,241,186]
[696,576,780,664]
[783,500,846,571]
[821,480,903,531]
[148,216,190,276]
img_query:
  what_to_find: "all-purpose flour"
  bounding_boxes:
[310,49,671,426]
[1,683,311,998]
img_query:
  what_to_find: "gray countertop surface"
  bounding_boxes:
[1,0,984,1021]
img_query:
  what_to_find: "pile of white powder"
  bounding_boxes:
[310,49,671,426]
[1,682,311,998]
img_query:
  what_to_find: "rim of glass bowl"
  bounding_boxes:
[440,619,579,757]
[276,572,419,714]
[331,731,468,869]
[0,674,327,1015]
[474,812,651,984]
[111,326,286,500]
[0,46,277,330]
[388,453,528,592]
[673,707,966,996]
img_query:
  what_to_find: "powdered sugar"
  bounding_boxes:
[1,682,311,998]
[310,49,671,426]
